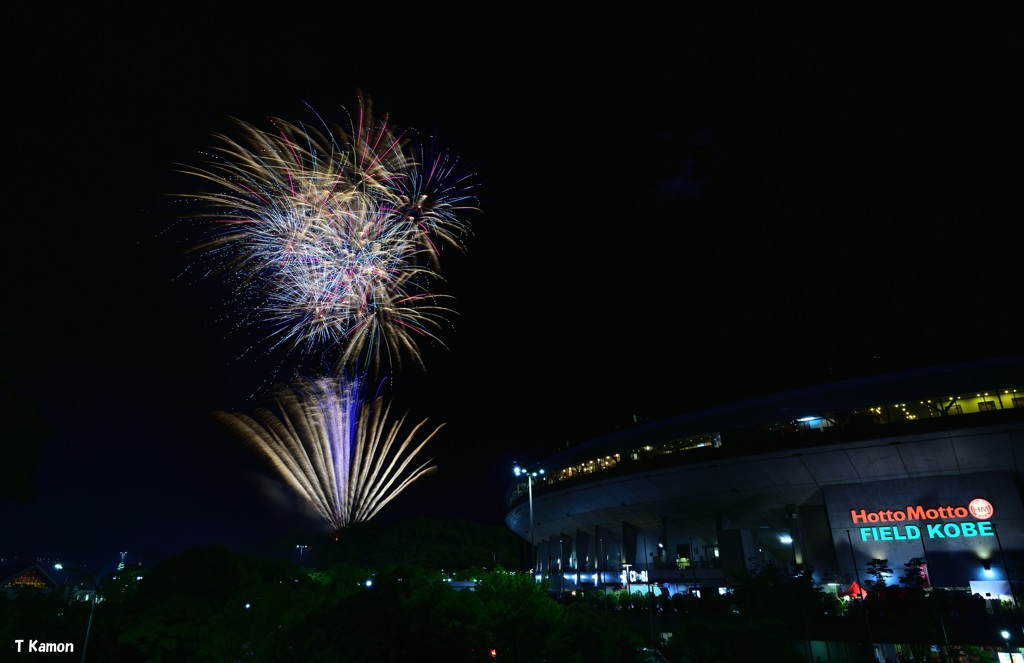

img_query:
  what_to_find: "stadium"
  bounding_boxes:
[505,355,1024,600]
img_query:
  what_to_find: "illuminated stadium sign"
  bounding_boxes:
[620,566,649,585]
[851,498,995,541]
[821,472,1023,588]
[850,498,993,524]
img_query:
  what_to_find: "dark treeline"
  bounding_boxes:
[2,522,1017,662]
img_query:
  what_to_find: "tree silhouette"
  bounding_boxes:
[899,557,928,589]
[865,558,893,592]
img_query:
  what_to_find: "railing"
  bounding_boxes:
[508,386,1024,507]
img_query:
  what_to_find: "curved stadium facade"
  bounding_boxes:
[505,355,1024,599]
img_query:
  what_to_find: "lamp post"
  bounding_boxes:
[63,567,102,663]
[514,465,544,573]
[1002,629,1011,658]
[992,523,1021,614]
[599,537,607,609]
[558,537,564,602]
[296,545,307,566]
[690,535,700,624]
[847,529,875,659]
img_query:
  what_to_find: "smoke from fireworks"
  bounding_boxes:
[177,95,478,376]
[212,376,441,534]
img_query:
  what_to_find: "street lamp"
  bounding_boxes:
[514,465,544,572]
[296,545,307,566]
[1002,630,1011,656]
[61,566,103,663]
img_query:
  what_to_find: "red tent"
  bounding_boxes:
[837,581,868,599]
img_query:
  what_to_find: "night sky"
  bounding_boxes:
[4,6,1021,569]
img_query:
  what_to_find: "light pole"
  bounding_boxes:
[1002,629,1011,658]
[992,523,1021,614]
[296,545,307,566]
[847,529,875,659]
[690,535,700,624]
[63,567,102,663]
[82,583,97,663]
[514,465,544,573]
[599,537,607,609]
[559,537,564,602]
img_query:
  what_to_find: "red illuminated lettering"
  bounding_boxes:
[850,499,994,525]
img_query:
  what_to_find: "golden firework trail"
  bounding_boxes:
[212,376,441,533]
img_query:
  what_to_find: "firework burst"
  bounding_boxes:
[177,95,478,376]
[213,376,441,534]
